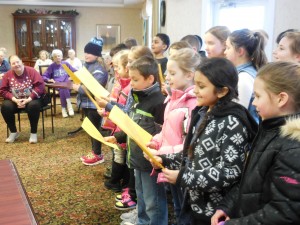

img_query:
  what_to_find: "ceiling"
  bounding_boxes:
[0,0,144,7]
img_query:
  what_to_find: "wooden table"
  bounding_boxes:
[45,81,73,115]
[0,160,38,225]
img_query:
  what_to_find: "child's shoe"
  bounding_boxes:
[62,107,68,118]
[115,195,136,210]
[29,133,38,144]
[120,208,137,221]
[104,180,122,192]
[115,188,129,201]
[80,152,94,161]
[66,98,74,116]
[82,153,104,166]
[5,132,20,143]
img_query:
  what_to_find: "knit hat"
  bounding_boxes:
[84,37,104,57]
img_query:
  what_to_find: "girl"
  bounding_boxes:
[34,50,52,72]
[212,61,300,225]
[150,58,257,225]
[225,28,268,122]
[273,31,300,63]
[146,48,200,223]
[42,49,76,118]
[74,37,108,166]
[204,26,230,58]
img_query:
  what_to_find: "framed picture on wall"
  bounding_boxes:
[96,24,121,52]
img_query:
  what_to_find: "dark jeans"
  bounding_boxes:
[83,108,102,155]
[1,99,42,133]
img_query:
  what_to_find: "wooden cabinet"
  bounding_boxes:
[13,13,77,66]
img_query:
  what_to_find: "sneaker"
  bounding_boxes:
[115,188,129,201]
[121,222,135,225]
[5,132,20,143]
[62,107,68,118]
[120,208,137,221]
[115,196,137,210]
[80,152,94,161]
[82,153,104,166]
[29,133,37,144]
[67,106,74,116]
[104,180,122,192]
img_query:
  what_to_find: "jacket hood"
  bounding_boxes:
[165,85,195,103]
[280,115,300,142]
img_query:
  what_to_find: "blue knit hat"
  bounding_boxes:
[84,37,104,57]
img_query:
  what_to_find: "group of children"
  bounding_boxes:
[83,27,300,225]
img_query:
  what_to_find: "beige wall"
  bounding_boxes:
[0,5,143,60]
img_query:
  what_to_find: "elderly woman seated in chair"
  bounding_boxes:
[0,55,46,143]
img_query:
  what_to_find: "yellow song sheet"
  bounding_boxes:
[108,106,164,169]
[62,64,81,84]
[81,117,120,150]
[75,67,110,98]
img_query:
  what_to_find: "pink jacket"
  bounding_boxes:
[150,85,197,155]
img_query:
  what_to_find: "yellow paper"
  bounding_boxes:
[108,106,164,169]
[158,63,165,83]
[82,117,119,150]
[62,64,81,84]
[75,67,110,98]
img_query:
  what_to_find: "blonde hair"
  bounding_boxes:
[39,50,50,58]
[130,46,153,60]
[169,48,201,73]
[257,61,300,111]
[169,41,192,51]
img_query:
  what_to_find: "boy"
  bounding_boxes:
[105,55,167,225]
[151,33,170,74]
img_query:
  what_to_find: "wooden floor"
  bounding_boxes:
[0,160,38,225]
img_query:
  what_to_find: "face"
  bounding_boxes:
[151,36,166,55]
[129,69,153,91]
[10,56,24,76]
[53,53,63,64]
[252,77,281,120]
[84,53,97,63]
[166,60,191,91]
[273,37,300,63]
[40,51,47,60]
[224,39,239,66]
[117,61,128,79]
[193,71,219,110]
[204,32,226,58]
[68,51,75,59]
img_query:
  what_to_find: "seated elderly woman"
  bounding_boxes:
[0,55,46,143]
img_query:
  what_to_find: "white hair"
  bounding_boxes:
[52,49,63,57]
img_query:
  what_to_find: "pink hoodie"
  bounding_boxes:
[150,85,197,155]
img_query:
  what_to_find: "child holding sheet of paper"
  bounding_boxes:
[104,55,167,225]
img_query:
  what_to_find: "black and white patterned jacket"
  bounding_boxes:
[161,102,257,222]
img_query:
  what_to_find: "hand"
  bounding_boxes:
[161,82,168,95]
[146,142,157,149]
[97,108,107,117]
[211,210,230,225]
[18,97,32,108]
[72,83,80,92]
[96,96,110,108]
[48,79,55,83]
[161,168,179,184]
[149,155,163,169]
[104,136,117,144]
[143,148,158,161]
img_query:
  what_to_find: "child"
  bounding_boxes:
[105,55,167,225]
[33,50,52,72]
[204,26,230,58]
[149,58,257,225]
[73,37,108,166]
[225,28,268,122]
[211,61,300,225]
[168,41,193,56]
[151,33,170,74]
[273,31,300,63]
[102,50,131,191]
[42,49,76,118]
[146,48,201,223]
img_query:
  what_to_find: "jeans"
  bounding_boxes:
[135,169,168,225]
[169,183,184,224]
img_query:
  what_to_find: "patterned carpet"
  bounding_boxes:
[0,106,123,224]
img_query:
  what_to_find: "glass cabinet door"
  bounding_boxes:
[45,20,59,54]
[31,19,43,59]
[59,20,73,57]
[15,19,29,58]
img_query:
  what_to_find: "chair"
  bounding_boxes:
[39,65,49,76]
[6,100,54,140]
